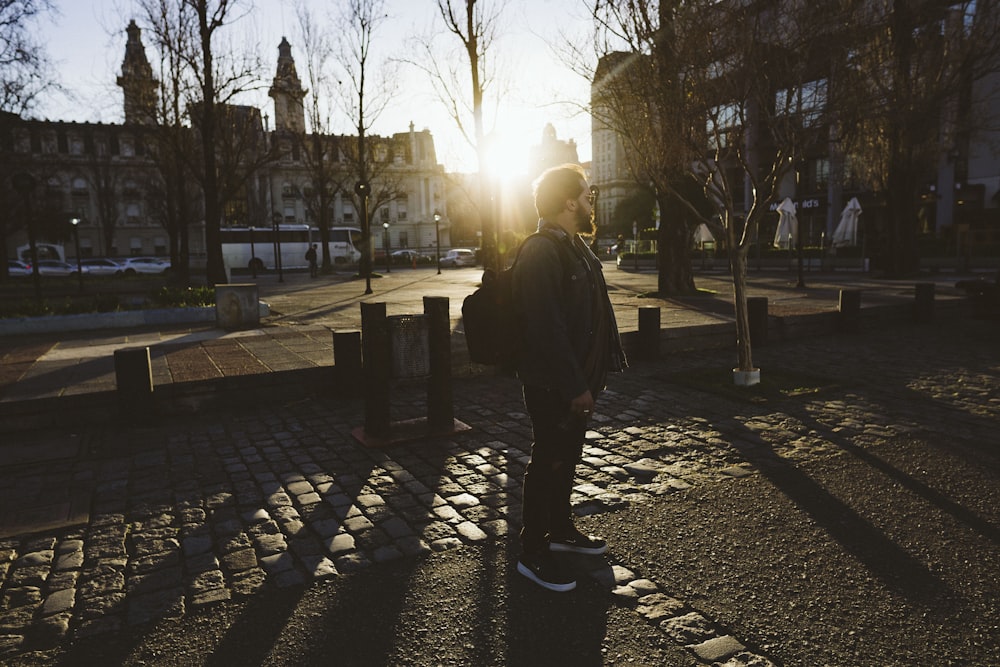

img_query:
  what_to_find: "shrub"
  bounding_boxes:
[148,286,215,308]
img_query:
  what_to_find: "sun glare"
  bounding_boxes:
[483,131,531,183]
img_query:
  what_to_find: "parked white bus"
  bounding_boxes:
[220,225,362,272]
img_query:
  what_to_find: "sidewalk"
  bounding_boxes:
[0,267,997,665]
[0,265,973,414]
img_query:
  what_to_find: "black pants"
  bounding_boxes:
[520,385,587,555]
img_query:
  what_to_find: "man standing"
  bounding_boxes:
[306,243,318,277]
[512,164,627,592]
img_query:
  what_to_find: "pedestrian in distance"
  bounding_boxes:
[305,243,318,277]
[511,163,627,592]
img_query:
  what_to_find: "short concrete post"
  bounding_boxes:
[215,284,259,331]
[914,283,935,323]
[333,329,362,389]
[838,289,862,333]
[361,302,390,438]
[637,306,661,360]
[424,296,453,432]
[114,347,154,416]
[747,297,768,346]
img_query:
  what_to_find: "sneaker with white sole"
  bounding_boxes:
[517,552,577,592]
[548,529,608,556]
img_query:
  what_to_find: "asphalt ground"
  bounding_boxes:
[0,263,998,665]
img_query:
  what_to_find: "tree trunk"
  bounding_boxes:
[730,223,754,373]
[884,161,920,277]
[656,218,695,295]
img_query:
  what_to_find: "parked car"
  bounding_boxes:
[36,260,80,276]
[8,259,31,276]
[439,248,476,267]
[80,258,124,276]
[391,249,432,265]
[120,256,171,275]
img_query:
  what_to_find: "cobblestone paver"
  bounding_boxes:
[0,318,996,664]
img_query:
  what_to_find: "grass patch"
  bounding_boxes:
[0,286,214,319]
[667,367,843,404]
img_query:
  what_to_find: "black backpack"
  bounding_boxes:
[461,231,564,368]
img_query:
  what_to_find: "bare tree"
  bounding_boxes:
[834,1,1000,277]
[135,0,200,285]
[417,0,506,272]
[86,145,121,256]
[331,0,399,291]
[0,0,58,115]
[293,2,346,272]
[0,0,58,280]
[135,0,275,285]
[589,1,833,380]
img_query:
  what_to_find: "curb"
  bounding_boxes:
[0,302,272,337]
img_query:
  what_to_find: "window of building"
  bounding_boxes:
[126,203,141,225]
[57,131,68,153]
[775,79,827,128]
[707,103,740,150]
[130,237,143,256]
[398,231,408,248]
[154,237,167,255]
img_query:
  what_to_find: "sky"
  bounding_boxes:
[34,0,597,175]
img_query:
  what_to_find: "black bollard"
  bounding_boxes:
[361,302,390,438]
[333,329,362,390]
[638,306,661,360]
[114,347,154,417]
[914,283,935,323]
[838,289,862,333]
[424,296,453,432]
[747,297,768,346]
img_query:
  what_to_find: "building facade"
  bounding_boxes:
[590,3,1000,257]
[3,23,450,268]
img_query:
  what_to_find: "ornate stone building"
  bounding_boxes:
[3,22,449,269]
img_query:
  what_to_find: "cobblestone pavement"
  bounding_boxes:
[1,315,998,664]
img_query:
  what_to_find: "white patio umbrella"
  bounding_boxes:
[832,197,862,248]
[773,197,797,249]
[693,223,715,246]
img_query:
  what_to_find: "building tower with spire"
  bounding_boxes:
[116,20,157,125]
[268,37,306,134]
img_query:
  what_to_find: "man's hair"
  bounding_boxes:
[533,163,587,219]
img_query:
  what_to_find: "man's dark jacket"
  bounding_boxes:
[512,222,624,402]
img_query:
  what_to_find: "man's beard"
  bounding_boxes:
[575,206,596,236]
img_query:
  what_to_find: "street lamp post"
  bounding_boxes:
[272,211,284,283]
[11,172,41,302]
[70,217,83,293]
[355,181,372,294]
[434,211,441,275]
[249,225,257,278]
[632,220,639,272]
[383,221,391,273]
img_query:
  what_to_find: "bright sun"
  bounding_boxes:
[483,129,531,182]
